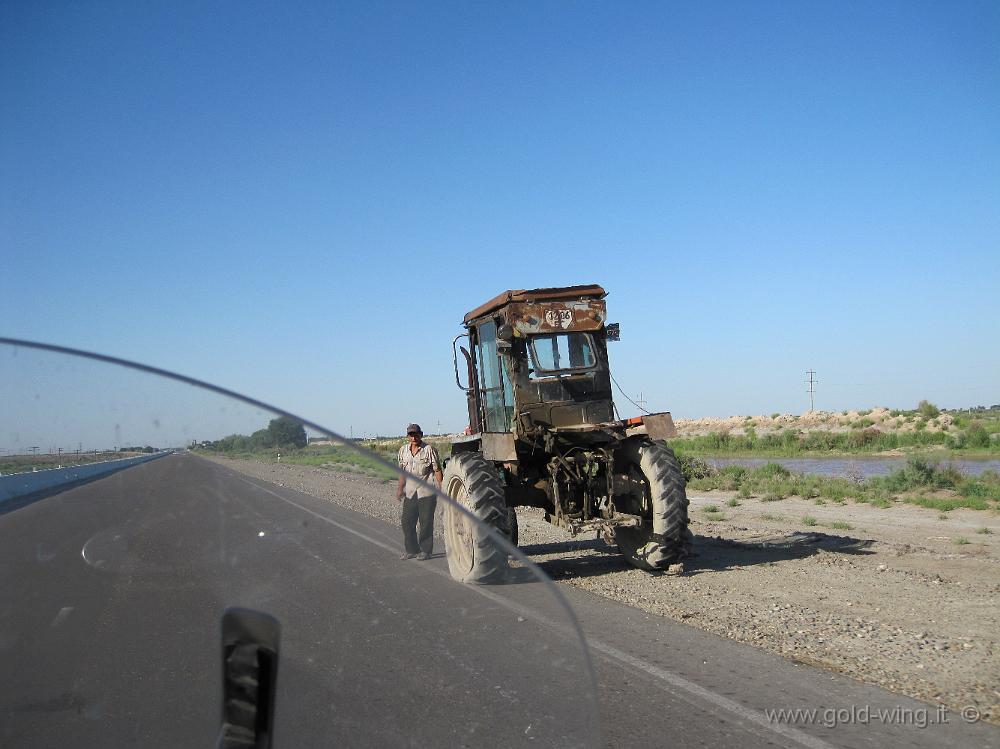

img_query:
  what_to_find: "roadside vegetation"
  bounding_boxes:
[357,436,453,461]
[679,456,1000,513]
[195,418,454,481]
[200,442,398,480]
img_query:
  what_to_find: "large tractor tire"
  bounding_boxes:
[442,452,509,584]
[505,507,519,547]
[614,439,691,571]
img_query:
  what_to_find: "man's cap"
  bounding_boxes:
[406,423,422,435]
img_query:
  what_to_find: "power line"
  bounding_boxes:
[610,372,651,415]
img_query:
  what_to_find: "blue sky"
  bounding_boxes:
[3,1,998,439]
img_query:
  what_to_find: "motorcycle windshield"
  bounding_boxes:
[0,340,600,748]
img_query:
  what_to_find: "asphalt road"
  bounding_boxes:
[1,454,997,748]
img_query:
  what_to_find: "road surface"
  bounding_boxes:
[1,453,996,748]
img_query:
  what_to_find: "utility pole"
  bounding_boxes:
[805,370,818,412]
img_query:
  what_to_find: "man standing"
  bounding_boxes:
[396,424,443,561]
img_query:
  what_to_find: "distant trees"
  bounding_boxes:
[250,429,272,448]
[199,416,307,452]
[267,417,307,448]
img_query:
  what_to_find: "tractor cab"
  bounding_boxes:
[453,284,616,437]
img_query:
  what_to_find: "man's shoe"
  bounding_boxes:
[400,552,416,560]
[416,552,430,561]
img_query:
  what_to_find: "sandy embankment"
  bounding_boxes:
[675,406,959,437]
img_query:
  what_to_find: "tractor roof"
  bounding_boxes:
[463,284,607,325]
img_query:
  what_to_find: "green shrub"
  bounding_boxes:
[904,495,991,512]
[820,482,849,502]
[844,427,881,449]
[679,455,714,482]
[800,431,841,451]
[961,480,989,498]
[757,462,791,479]
[960,472,1000,501]
[705,431,732,450]
[960,423,992,449]
[718,465,748,490]
[877,457,962,492]
[918,400,941,419]
[802,516,818,526]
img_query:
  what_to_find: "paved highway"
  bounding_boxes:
[1,454,996,748]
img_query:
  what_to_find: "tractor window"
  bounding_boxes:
[528,333,596,377]
[475,320,512,432]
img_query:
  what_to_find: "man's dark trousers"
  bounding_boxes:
[402,493,437,555]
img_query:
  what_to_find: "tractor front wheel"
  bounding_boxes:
[442,452,509,583]
[614,439,692,571]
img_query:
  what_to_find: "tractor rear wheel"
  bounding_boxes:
[505,507,519,547]
[442,452,509,583]
[614,439,691,571]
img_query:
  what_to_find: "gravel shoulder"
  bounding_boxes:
[204,454,1000,725]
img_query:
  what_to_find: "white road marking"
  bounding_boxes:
[237,474,836,749]
[235,478,399,555]
[50,606,74,628]
[584,640,836,749]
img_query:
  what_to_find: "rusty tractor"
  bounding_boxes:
[443,284,691,582]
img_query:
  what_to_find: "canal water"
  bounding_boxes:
[706,456,1000,479]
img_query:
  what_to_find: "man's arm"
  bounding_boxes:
[431,446,444,488]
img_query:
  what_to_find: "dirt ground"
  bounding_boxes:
[206,455,1000,725]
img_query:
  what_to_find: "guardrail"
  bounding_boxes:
[0,451,172,504]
